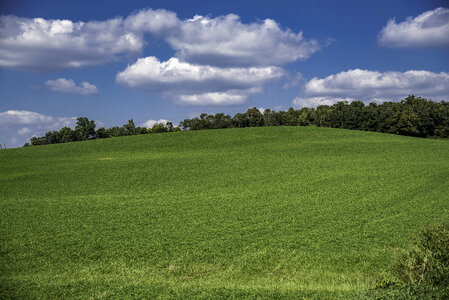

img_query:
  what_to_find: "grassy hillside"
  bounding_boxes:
[1,127,448,298]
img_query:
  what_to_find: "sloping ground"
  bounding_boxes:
[1,127,448,298]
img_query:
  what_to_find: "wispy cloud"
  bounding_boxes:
[45,78,98,95]
[378,7,449,48]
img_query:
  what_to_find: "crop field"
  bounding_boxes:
[1,126,449,298]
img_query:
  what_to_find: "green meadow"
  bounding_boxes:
[1,126,448,298]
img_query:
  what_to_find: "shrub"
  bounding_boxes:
[396,223,449,287]
[356,223,449,300]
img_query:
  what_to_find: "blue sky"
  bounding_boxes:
[1,0,449,147]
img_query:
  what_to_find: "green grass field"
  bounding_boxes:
[1,127,448,299]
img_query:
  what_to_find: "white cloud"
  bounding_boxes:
[0,15,143,70]
[177,92,247,105]
[293,69,449,107]
[0,110,78,147]
[0,110,55,125]
[0,9,321,70]
[124,8,179,34]
[45,78,99,95]
[166,14,320,67]
[117,56,284,105]
[117,56,285,90]
[140,119,169,128]
[378,7,449,47]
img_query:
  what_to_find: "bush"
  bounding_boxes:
[356,223,449,300]
[396,223,449,287]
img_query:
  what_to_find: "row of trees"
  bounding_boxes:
[25,95,449,146]
[25,118,178,146]
[180,96,449,138]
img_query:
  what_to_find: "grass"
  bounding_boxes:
[1,126,448,299]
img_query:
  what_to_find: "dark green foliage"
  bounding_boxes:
[28,117,95,146]
[123,119,137,136]
[151,123,168,133]
[107,126,126,137]
[27,118,179,146]
[25,95,449,147]
[75,117,96,140]
[180,95,449,139]
[95,127,110,139]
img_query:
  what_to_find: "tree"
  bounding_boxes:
[75,117,96,140]
[107,126,125,137]
[165,121,174,132]
[58,126,75,143]
[96,127,110,139]
[123,119,137,135]
[263,109,276,126]
[396,110,421,136]
[151,123,167,133]
[245,107,264,127]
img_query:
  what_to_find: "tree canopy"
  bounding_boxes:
[25,96,449,147]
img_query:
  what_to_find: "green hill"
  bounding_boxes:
[1,127,448,298]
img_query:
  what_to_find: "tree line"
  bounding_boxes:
[180,95,449,138]
[25,95,449,146]
[24,118,179,146]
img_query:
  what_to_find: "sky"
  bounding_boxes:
[1,0,449,147]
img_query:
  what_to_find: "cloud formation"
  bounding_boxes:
[293,69,449,107]
[177,92,248,105]
[0,8,321,70]
[378,7,449,47]
[0,15,143,70]
[165,14,320,67]
[124,8,179,35]
[45,78,99,95]
[116,57,283,90]
[0,110,78,147]
[116,56,284,105]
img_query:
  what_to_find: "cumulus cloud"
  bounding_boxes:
[177,92,247,105]
[0,15,144,70]
[117,56,284,105]
[124,8,179,34]
[117,56,283,90]
[45,78,99,95]
[378,7,449,47]
[165,14,320,67]
[0,110,78,147]
[140,119,169,128]
[0,8,321,70]
[293,69,449,107]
